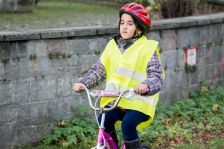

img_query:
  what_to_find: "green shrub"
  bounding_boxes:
[42,106,97,148]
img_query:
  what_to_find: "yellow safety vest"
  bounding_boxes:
[100,35,164,130]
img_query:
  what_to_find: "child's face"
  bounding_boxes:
[119,13,137,39]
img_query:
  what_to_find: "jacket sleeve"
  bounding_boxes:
[143,51,164,95]
[78,60,106,88]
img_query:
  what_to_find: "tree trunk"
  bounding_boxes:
[0,0,36,13]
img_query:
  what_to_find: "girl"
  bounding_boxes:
[73,3,164,149]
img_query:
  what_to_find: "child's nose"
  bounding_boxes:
[123,24,128,29]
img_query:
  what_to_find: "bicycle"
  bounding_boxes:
[84,86,151,149]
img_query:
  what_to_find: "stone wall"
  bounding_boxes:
[0,13,224,148]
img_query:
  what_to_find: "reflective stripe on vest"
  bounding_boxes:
[124,92,158,106]
[116,67,146,82]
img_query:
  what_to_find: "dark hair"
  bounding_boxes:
[119,12,148,37]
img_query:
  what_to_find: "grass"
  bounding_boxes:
[0,0,118,31]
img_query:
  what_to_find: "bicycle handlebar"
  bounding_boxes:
[83,86,134,111]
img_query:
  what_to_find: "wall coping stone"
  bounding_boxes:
[0,12,224,42]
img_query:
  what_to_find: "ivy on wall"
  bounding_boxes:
[48,52,72,60]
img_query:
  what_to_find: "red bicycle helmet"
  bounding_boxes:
[120,3,151,31]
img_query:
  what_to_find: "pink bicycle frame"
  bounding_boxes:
[96,112,127,149]
[85,87,132,149]
[95,106,120,149]
[97,128,118,149]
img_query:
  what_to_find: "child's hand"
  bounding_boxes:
[135,84,149,95]
[72,83,86,93]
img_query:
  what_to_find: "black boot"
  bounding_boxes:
[109,130,119,148]
[140,140,151,149]
[124,139,140,149]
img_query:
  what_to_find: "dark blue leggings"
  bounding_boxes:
[98,108,149,142]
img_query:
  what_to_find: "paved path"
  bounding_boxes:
[0,13,118,31]
[0,1,119,31]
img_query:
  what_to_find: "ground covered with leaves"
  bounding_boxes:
[22,84,224,149]
[141,85,224,149]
